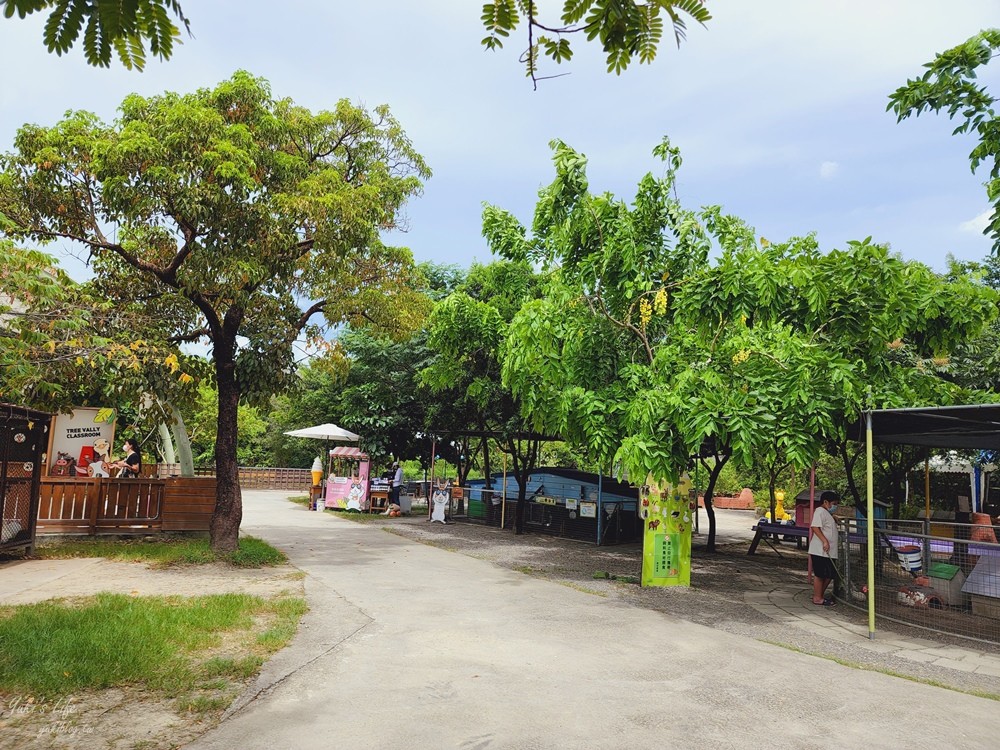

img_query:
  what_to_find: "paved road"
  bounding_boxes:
[188,492,999,750]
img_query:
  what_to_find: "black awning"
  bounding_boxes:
[848,404,1000,450]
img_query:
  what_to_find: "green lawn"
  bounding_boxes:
[35,535,286,568]
[0,592,307,709]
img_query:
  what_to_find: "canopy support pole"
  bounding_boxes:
[924,456,931,521]
[866,412,876,640]
[501,452,507,530]
[807,465,816,583]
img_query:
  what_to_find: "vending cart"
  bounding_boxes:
[324,446,371,511]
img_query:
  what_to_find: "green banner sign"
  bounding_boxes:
[640,474,693,587]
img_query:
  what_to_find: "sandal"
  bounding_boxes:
[812,599,835,606]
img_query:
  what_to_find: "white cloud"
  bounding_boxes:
[820,161,840,180]
[959,210,992,233]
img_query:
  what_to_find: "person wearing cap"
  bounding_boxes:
[809,490,840,606]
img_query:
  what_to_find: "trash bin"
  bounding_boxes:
[896,545,922,573]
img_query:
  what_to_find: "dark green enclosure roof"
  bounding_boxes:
[849,405,1000,450]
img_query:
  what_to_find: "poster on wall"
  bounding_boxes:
[47,407,117,477]
[640,473,694,587]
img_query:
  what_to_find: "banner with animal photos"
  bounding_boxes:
[640,473,694,587]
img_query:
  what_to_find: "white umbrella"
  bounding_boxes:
[283,423,361,442]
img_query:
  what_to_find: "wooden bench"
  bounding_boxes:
[748,523,810,556]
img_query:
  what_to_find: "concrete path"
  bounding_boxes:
[185,492,1000,750]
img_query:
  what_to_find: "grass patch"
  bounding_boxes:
[226,536,286,567]
[0,591,307,711]
[556,581,608,597]
[201,655,264,680]
[760,639,1000,702]
[592,571,640,584]
[35,535,286,569]
[337,511,382,523]
[288,495,311,507]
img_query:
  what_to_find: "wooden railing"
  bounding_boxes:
[162,477,216,532]
[190,466,312,490]
[37,476,217,535]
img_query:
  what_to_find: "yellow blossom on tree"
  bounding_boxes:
[639,297,652,329]
[653,288,668,315]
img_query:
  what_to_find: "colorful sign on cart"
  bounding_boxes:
[640,473,694,587]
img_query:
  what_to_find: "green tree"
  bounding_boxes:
[944,254,1000,393]
[2,0,189,70]
[262,261,465,470]
[423,260,543,531]
[482,0,711,87]
[889,29,1000,254]
[0,72,430,552]
[490,138,998,550]
[185,382,271,467]
[0,241,200,424]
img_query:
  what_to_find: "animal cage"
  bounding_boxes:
[0,404,52,554]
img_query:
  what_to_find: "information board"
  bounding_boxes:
[640,473,694,587]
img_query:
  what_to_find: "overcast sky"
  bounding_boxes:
[1,1,999,278]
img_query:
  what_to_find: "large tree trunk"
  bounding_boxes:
[210,350,242,553]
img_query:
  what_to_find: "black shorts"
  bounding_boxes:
[810,554,837,580]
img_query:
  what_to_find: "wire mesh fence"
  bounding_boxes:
[448,485,640,545]
[839,516,1000,644]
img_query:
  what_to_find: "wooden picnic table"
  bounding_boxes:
[748,522,810,556]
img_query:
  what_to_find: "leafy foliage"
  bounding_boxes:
[481,0,711,87]
[2,0,190,70]
[0,240,199,419]
[423,260,545,525]
[0,72,430,552]
[488,138,998,531]
[888,29,1000,254]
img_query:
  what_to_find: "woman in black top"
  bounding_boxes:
[115,438,142,478]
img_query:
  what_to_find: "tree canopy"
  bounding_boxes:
[889,29,1000,254]
[481,0,711,87]
[487,138,998,541]
[0,71,431,551]
[423,259,545,530]
[2,0,189,70]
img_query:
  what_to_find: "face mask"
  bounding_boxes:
[829,504,838,513]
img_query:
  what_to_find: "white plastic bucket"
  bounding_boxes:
[896,545,922,573]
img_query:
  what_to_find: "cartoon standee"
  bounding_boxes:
[640,473,694,587]
[430,479,450,524]
[88,438,114,477]
[50,452,76,476]
[345,474,365,511]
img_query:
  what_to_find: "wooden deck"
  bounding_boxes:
[37,476,217,535]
